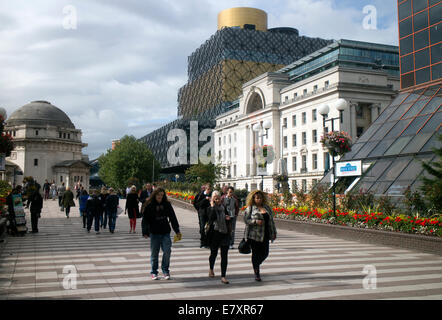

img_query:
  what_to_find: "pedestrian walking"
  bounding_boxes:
[57,182,66,210]
[79,189,89,228]
[244,190,277,282]
[6,186,22,236]
[26,185,43,233]
[100,187,109,229]
[86,189,102,234]
[207,191,231,284]
[43,180,50,200]
[141,187,181,280]
[139,183,153,206]
[221,186,239,249]
[193,183,212,248]
[125,185,140,233]
[105,188,119,233]
[62,187,75,219]
[50,181,57,200]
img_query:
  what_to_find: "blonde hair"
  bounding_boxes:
[211,190,221,200]
[246,190,268,208]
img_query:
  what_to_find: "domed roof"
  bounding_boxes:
[6,101,75,128]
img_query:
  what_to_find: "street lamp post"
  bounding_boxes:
[318,99,348,219]
[252,120,272,191]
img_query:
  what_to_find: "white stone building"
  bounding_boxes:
[4,100,90,188]
[213,40,400,193]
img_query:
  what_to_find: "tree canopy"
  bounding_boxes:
[98,135,161,189]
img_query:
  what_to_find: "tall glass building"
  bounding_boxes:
[330,0,441,202]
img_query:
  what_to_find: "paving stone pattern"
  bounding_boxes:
[0,199,442,300]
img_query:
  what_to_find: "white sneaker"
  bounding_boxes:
[163,273,171,280]
[151,274,158,280]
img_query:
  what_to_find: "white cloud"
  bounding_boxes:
[0,0,399,161]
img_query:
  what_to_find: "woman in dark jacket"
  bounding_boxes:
[207,191,231,284]
[142,188,181,280]
[125,185,140,233]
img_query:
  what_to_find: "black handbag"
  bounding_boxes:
[238,238,251,254]
[238,224,251,254]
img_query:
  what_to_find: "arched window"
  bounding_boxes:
[246,93,264,114]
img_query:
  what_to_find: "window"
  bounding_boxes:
[234,148,237,158]
[302,179,307,192]
[234,133,237,142]
[34,159,38,166]
[302,112,307,124]
[313,153,318,170]
[302,155,307,171]
[325,80,329,88]
[229,135,231,143]
[294,92,298,99]
[219,151,222,160]
[223,150,226,159]
[63,133,66,139]
[324,152,330,171]
[60,176,63,183]
[229,149,231,159]
[312,130,317,143]
[285,96,289,103]
[59,132,62,138]
[356,105,364,118]
[313,85,318,93]
[233,165,237,177]
[219,137,221,146]
[292,115,297,127]
[68,133,70,139]
[292,156,297,172]
[223,136,226,145]
[283,118,287,128]
[303,89,307,96]
[302,132,307,145]
[292,134,297,147]
[283,136,288,149]
[312,109,317,121]
[35,130,39,136]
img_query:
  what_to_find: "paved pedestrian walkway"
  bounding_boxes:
[0,198,442,300]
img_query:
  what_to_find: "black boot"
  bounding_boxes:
[254,268,261,282]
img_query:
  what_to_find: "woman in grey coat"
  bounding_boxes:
[244,190,277,281]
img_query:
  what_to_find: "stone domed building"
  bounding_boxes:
[4,100,90,188]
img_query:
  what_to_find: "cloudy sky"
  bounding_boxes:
[0,0,399,160]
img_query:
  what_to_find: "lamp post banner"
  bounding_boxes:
[336,160,362,177]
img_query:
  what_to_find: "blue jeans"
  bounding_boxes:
[108,210,117,232]
[150,233,172,275]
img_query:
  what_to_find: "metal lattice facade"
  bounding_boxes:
[178,27,332,118]
[141,27,332,169]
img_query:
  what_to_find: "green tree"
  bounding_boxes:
[185,161,226,186]
[420,134,442,214]
[98,135,161,189]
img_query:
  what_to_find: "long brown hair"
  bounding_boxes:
[145,187,168,206]
[246,190,268,208]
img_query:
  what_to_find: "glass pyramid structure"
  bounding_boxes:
[336,83,441,201]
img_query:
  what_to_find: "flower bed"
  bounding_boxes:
[166,191,195,204]
[240,206,442,237]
